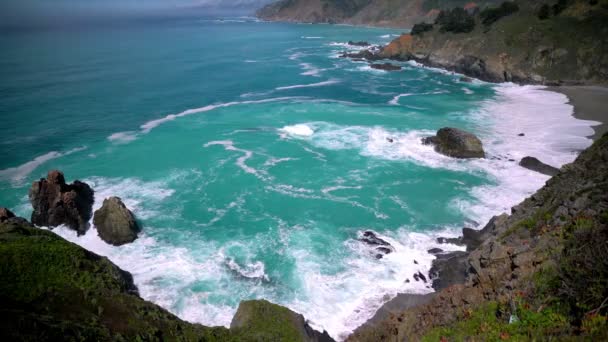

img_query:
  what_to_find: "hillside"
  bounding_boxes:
[347,131,608,340]
[0,216,333,341]
[377,0,608,84]
[257,0,501,28]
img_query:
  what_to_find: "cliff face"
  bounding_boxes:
[257,0,501,28]
[0,218,333,341]
[348,131,608,340]
[380,0,608,85]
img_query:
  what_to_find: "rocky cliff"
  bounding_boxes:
[379,0,608,85]
[347,131,608,340]
[257,0,501,28]
[0,217,333,341]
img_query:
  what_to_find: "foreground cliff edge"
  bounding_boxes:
[348,133,608,340]
[0,215,333,341]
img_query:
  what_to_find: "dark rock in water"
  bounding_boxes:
[359,230,391,246]
[0,207,16,222]
[339,49,381,61]
[459,76,474,83]
[376,246,392,254]
[29,170,94,235]
[422,127,485,158]
[413,260,418,264]
[413,271,427,283]
[231,300,334,342]
[360,231,395,259]
[518,133,525,136]
[387,137,394,143]
[428,248,444,254]
[370,63,402,71]
[519,156,560,176]
[436,236,464,246]
[94,197,141,246]
[405,278,410,283]
[348,40,370,47]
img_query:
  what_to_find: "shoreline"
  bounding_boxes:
[551,85,608,140]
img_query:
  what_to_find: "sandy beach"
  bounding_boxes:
[552,85,608,140]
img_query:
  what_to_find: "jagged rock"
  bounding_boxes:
[413,272,427,283]
[422,127,485,158]
[519,156,560,176]
[231,300,334,342]
[348,40,370,47]
[93,197,140,246]
[0,207,16,222]
[428,251,469,290]
[370,63,402,71]
[29,170,94,235]
[339,49,381,61]
[359,231,390,246]
[427,248,444,254]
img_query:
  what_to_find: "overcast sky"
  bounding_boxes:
[0,0,274,28]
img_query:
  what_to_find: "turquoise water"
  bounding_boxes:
[0,18,597,339]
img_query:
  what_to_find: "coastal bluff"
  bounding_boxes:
[348,133,608,340]
[0,216,333,341]
[378,0,608,85]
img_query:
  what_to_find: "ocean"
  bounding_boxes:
[0,17,598,340]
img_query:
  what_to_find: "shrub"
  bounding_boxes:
[479,1,520,26]
[435,8,476,33]
[538,4,551,20]
[552,0,571,15]
[411,22,434,35]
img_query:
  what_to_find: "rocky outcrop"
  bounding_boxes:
[348,41,370,47]
[358,230,395,259]
[349,133,608,340]
[93,197,140,246]
[370,63,402,71]
[0,207,15,222]
[422,127,485,158]
[231,300,334,342]
[519,156,560,176]
[28,170,94,235]
[378,1,608,85]
[0,216,335,341]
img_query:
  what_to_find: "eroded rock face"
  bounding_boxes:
[29,170,94,235]
[519,156,560,176]
[422,127,485,158]
[93,197,140,246]
[0,207,16,222]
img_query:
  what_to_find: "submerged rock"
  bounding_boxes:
[422,127,485,158]
[339,49,381,61]
[370,63,402,71]
[519,156,560,176]
[359,230,395,259]
[93,197,141,246]
[348,40,370,47]
[231,299,334,342]
[29,170,94,235]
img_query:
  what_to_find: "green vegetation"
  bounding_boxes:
[538,3,551,19]
[411,22,434,35]
[435,7,476,33]
[421,301,572,341]
[479,1,519,26]
[0,221,327,341]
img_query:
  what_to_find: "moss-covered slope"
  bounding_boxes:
[0,219,333,341]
